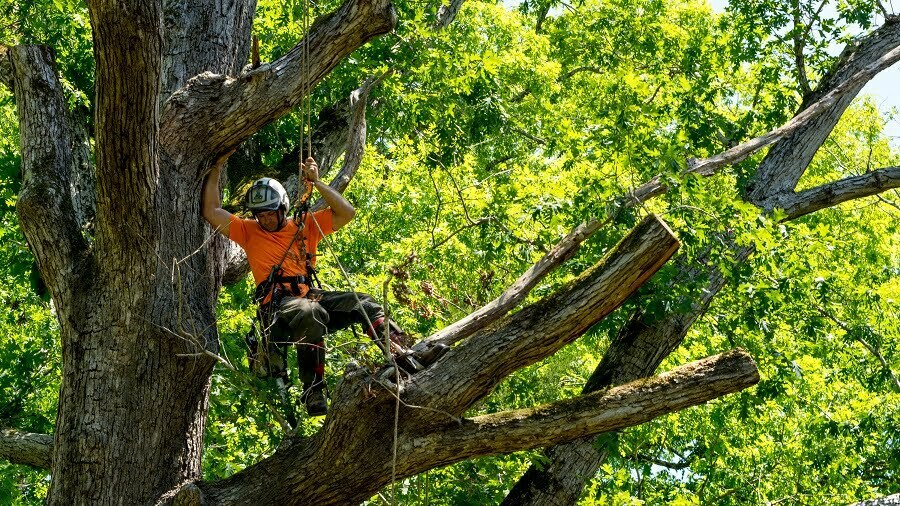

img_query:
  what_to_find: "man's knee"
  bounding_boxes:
[277,297,328,342]
[355,292,383,318]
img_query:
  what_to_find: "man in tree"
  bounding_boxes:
[202,154,447,415]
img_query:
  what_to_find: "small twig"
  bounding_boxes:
[815,305,900,392]
[382,272,401,506]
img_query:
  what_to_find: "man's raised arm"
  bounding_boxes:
[303,157,356,230]
[202,154,235,237]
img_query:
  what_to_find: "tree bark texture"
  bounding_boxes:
[503,244,750,505]
[408,214,681,414]
[746,18,900,203]
[191,350,756,504]
[6,0,396,502]
[503,17,900,506]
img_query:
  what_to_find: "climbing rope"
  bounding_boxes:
[288,2,404,499]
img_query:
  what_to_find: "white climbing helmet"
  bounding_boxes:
[245,177,290,213]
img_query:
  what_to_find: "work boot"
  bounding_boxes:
[392,343,451,374]
[301,388,327,417]
[412,343,450,366]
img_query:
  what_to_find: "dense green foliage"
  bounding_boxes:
[1,0,898,503]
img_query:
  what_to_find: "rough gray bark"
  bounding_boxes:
[780,165,900,219]
[416,349,758,469]
[502,243,750,505]
[435,0,466,29]
[161,0,257,102]
[4,0,896,503]
[408,214,681,414]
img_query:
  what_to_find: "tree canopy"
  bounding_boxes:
[0,0,898,503]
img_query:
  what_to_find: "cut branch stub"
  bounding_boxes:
[411,214,680,414]
[503,242,753,506]
[0,428,52,469]
[403,349,759,474]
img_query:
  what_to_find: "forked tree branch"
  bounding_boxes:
[421,27,900,362]
[747,18,900,202]
[502,242,752,505]
[423,41,896,348]
[0,428,52,469]
[632,41,900,204]
[502,20,900,505]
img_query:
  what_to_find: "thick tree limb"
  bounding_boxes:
[87,0,163,275]
[778,166,900,219]
[503,243,751,505]
[407,349,758,471]
[747,18,900,203]
[161,0,256,102]
[501,23,900,497]
[502,161,900,504]
[160,0,397,161]
[435,0,466,29]
[0,428,52,469]
[10,45,90,305]
[411,214,680,414]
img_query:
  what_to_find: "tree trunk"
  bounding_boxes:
[7,0,396,501]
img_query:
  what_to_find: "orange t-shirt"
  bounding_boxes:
[228,210,334,296]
